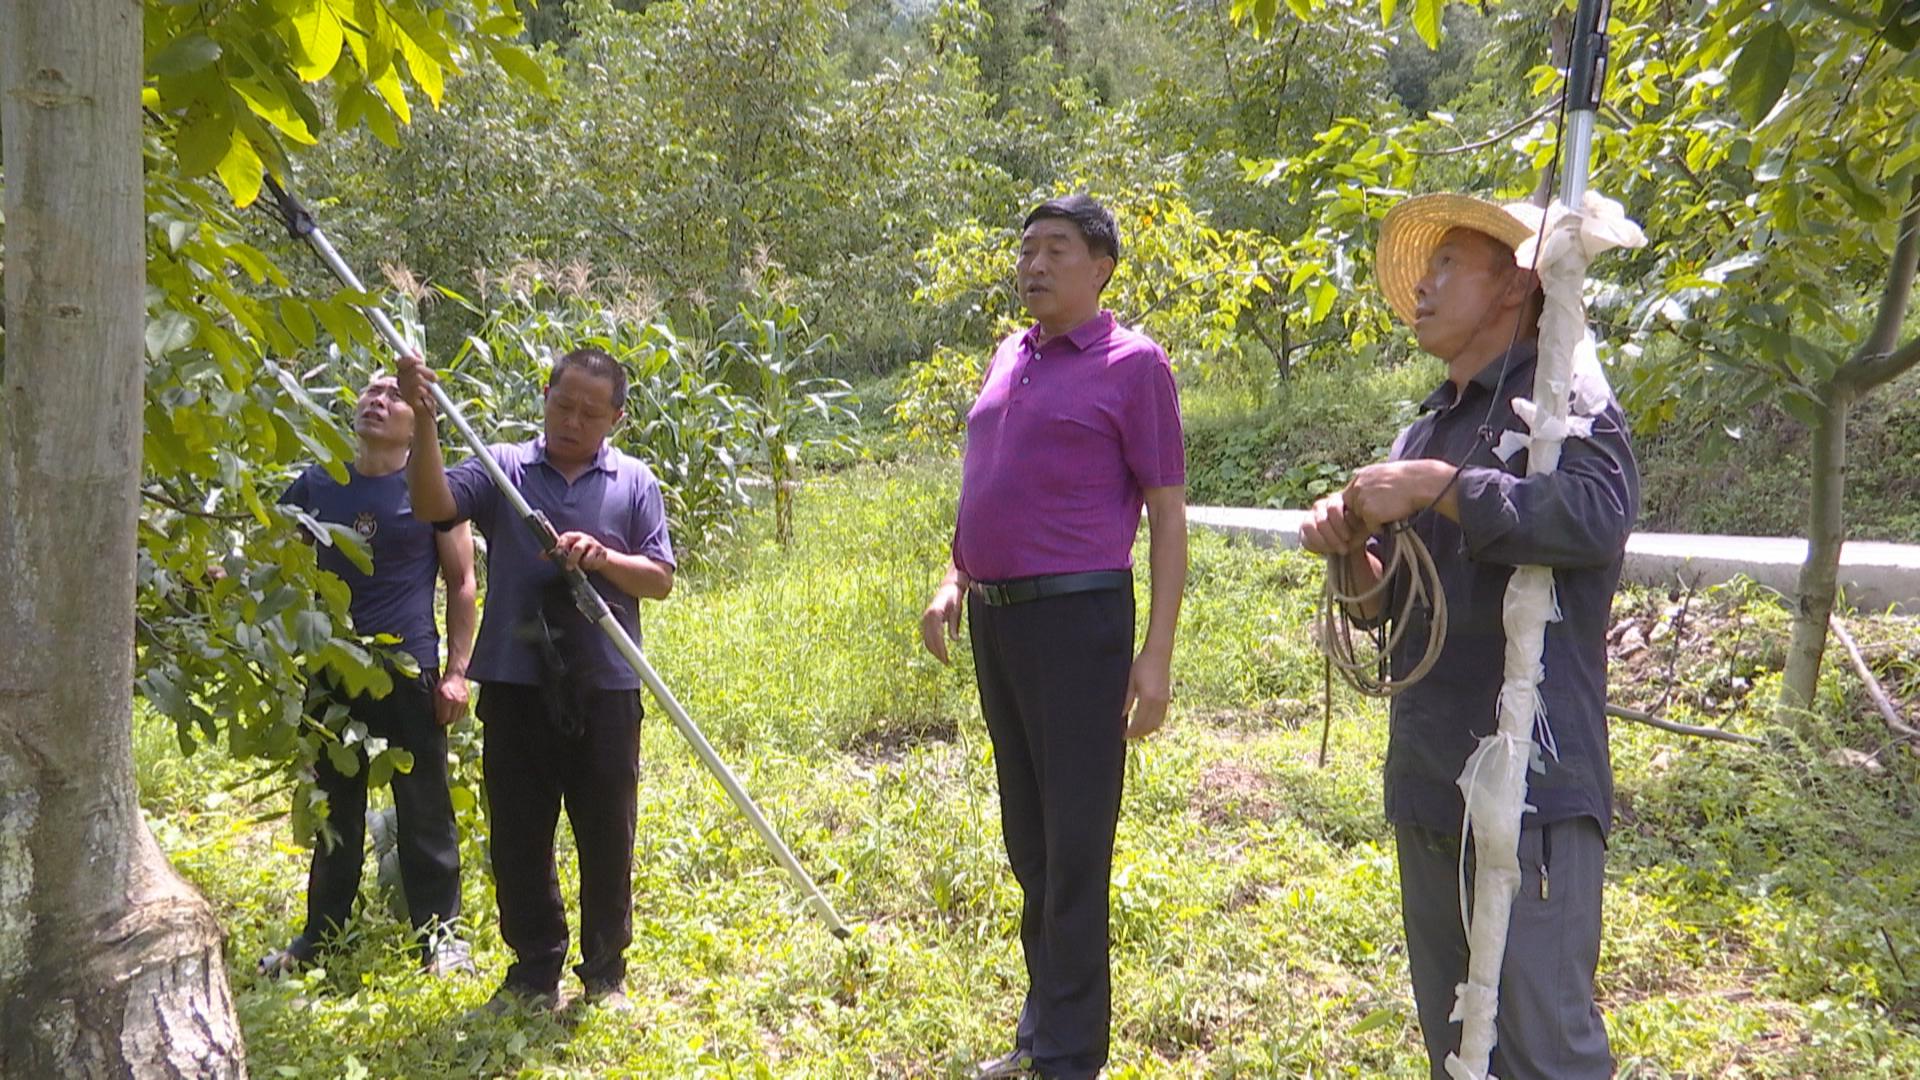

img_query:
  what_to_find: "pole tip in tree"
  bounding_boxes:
[262,173,316,241]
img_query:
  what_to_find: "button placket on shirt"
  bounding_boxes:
[1013,340,1037,398]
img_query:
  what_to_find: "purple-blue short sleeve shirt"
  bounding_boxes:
[953,311,1185,582]
[444,437,674,690]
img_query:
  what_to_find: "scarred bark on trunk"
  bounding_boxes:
[0,813,244,1078]
[1,1,248,1074]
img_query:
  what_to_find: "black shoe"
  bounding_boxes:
[582,979,632,1012]
[973,1048,1035,1078]
[465,982,559,1020]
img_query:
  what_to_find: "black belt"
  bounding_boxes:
[969,570,1131,607]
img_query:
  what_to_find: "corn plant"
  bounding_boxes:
[721,299,860,547]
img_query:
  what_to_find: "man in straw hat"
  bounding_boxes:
[1299,193,1639,1078]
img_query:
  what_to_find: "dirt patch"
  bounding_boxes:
[1606,586,1920,730]
[846,716,959,767]
[1190,760,1284,827]
[1605,587,1780,717]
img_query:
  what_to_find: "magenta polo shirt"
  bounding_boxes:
[953,310,1185,582]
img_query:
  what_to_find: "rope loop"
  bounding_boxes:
[1317,521,1448,697]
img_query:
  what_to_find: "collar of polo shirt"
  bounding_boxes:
[1418,339,1539,414]
[1023,310,1116,353]
[532,435,616,473]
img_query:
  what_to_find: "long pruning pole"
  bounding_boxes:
[1446,4,1614,1078]
[261,175,851,940]
[1560,0,1610,208]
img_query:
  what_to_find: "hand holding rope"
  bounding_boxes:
[1318,520,1448,698]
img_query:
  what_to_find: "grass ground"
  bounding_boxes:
[140,459,1920,1077]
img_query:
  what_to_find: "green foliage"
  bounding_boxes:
[1629,364,1920,543]
[1727,20,1798,128]
[406,263,865,555]
[910,0,1436,386]
[914,163,1296,379]
[1229,0,1283,38]
[1577,0,1920,708]
[142,0,539,208]
[722,293,861,547]
[1241,140,1401,354]
[1183,360,1430,509]
[1150,0,1411,218]
[889,345,984,448]
[1212,0,1920,441]
[1373,0,1915,436]
[313,0,1018,372]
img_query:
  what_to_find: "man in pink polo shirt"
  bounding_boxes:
[920,194,1189,1080]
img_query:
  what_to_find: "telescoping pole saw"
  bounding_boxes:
[261,174,851,940]
[1561,0,1610,208]
[1444,2,1616,1078]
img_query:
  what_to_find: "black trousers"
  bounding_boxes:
[968,586,1134,1080]
[477,681,642,993]
[298,670,462,960]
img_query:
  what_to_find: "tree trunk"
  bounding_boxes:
[0,2,248,1075]
[1034,0,1071,65]
[1777,383,1852,721]
[1776,178,1918,722]
[1277,311,1293,381]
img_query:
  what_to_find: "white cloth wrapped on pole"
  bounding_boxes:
[1443,192,1645,1080]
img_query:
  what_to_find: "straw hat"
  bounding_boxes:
[1375,194,1540,326]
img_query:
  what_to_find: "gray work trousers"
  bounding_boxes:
[1396,818,1614,1080]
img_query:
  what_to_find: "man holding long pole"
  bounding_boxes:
[1303,3,1640,1073]
[922,194,1188,1080]
[398,347,673,1014]
[1302,197,1637,1077]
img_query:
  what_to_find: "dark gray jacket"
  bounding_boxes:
[1376,341,1640,836]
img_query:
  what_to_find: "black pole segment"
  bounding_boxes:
[261,174,316,241]
[1566,0,1612,112]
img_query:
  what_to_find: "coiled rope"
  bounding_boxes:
[1318,521,1448,698]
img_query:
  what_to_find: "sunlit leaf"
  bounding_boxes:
[1728,21,1796,128]
[215,129,265,207]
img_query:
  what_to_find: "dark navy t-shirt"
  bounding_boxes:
[280,464,443,672]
